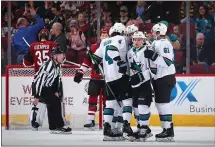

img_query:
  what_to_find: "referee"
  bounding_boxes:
[32,45,72,134]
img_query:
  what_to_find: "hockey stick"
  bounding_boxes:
[64,60,105,80]
[64,60,81,67]
[82,77,104,80]
[87,47,121,107]
[23,37,30,47]
[146,46,155,97]
[58,65,69,126]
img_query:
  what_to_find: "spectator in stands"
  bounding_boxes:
[60,1,76,12]
[103,21,113,33]
[148,2,180,24]
[131,1,151,24]
[13,3,44,64]
[67,20,86,64]
[195,5,214,37]
[208,4,215,19]
[190,33,214,65]
[173,25,195,50]
[126,19,140,29]
[1,11,17,37]
[115,6,130,25]
[49,3,65,31]
[50,22,67,53]
[173,25,186,50]
[44,1,54,20]
[44,14,52,30]
[108,1,124,21]
[180,1,197,23]
[102,9,113,24]
[23,3,36,24]
[77,12,88,35]
[88,19,105,45]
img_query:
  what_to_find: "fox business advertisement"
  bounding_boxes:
[2,76,215,116]
[170,77,215,114]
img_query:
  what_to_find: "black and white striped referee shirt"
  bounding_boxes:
[33,59,62,98]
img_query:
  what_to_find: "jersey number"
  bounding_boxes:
[35,50,49,66]
[105,45,115,65]
[164,48,170,53]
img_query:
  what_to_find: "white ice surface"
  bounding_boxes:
[2,127,215,145]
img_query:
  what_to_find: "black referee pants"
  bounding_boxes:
[41,87,66,130]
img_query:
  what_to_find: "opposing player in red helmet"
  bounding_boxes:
[74,28,109,130]
[23,29,56,72]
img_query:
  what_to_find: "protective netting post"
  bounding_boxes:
[186,1,191,74]
[96,1,101,44]
[7,1,12,65]
[99,90,103,129]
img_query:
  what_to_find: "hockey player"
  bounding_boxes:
[127,31,153,141]
[125,24,138,48]
[74,29,109,130]
[144,23,176,142]
[125,24,141,131]
[23,29,56,130]
[23,29,56,72]
[32,45,72,134]
[92,22,134,141]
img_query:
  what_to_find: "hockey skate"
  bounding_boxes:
[112,128,125,141]
[155,123,174,142]
[103,123,119,141]
[84,120,95,131]
[134,125,153,142]
[132,124,140,139]
[32,127,38,131]
[31,122,40,131]
[51,126,72,134]
[122,120,135,142]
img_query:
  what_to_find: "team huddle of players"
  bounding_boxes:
[74,22,176,142]
[23,21,176,142]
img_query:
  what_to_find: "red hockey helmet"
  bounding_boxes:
[38,29,49,41]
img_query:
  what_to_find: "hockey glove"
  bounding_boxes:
[74,69,84,83]
[144,50,158,61]
[117,61,127,74]
[130,72,145,86]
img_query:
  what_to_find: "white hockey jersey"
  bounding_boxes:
[94,35,128,82]
[149,38,176,80]
[127,46,152,88]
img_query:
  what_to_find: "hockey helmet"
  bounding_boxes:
[151,23,167,36]
[132,31,146,40]
[126,24,138,35]
[111,22,126,35]
[38,29,49,41]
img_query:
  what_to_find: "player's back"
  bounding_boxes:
[32,41,56,72]
[152,38,176,79]
[97,35,127,82]
[113,35,127,61]
[24,41,56,72]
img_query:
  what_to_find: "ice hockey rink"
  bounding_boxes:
[2,127,215,146]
